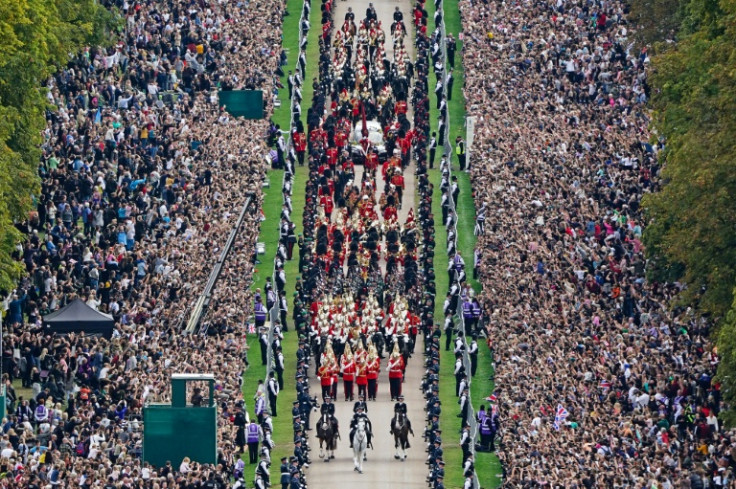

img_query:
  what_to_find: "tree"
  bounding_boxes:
[0,0,117,291]
[642,0,736,319]
[716,286,736,427]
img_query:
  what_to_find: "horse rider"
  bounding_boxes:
[393,393,407,415]
[390,394,414,446]
[349,404,373,449]
[320,395,336,421]
[353,394,368,414]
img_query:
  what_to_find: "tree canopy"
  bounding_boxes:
[0,0,116,291]
[642,0,736,319]
[640,0,736,418]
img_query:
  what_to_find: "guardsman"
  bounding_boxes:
[341,343,356,401]
[387,343,405,401]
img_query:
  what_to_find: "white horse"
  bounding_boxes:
[352,418,368,474]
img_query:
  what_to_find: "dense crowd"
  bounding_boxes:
[459,0,730,487]
[0,0,292,486]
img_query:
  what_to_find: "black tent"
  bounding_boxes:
[43,299,115,338]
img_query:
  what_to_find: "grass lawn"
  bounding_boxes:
[427,0,501,486]
[240,0,315,464]
[272,0,304,130]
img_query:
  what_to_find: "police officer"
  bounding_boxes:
[459,424,472,465]
[320,395,335,419]
[468,337,478,377]
[256,452,270,487]
[455,135,466,171]
[254,471,267,489]
[463,454,475,478]
[349,405,372,448]
[268,372,280,417]
[353,394,368,414]
[393,394,407,415]
[459,387,470,425]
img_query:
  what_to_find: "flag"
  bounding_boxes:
[94,107,102,125]
[553,404,569,431]
[248,324,256,334]
[485,394,497,403]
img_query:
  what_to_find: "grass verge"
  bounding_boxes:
[272,0,304,129]
[427,0,501,486]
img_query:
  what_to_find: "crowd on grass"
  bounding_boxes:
[0,0,293,486]
[458,0,733,487]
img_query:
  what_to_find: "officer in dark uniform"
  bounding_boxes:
[434,472,445,489]
[294,427,307,451]
[353,394,368,414]
[365,2,377,22]
[234,404,247,454]
[393,394,407,415]
[292,400,301,419]
[294,439,309,468]
[280,457,291,489]
[290,471,304,489]
[427,397,441,420]
[428,437,443,463]
[349,405,372,448]
[428,459,445,487]
[320,396,335,419]
[298,387,315,431]
[426,414,440,444]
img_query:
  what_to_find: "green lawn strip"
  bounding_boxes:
[428,167,464,489]
[272,0,304,129]
[444,1,501,485]
[427,1,441,164]
[443,2,465,153]
[454,173,480,294]
[302,5,322,125]
[469,349,502,489]
[269,0,320,460]
[241,168,283,430]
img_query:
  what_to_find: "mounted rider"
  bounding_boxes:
[390,394,414,446]
[349,404,373,448]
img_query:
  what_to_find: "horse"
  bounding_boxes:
[317,414,338,461]
[352,418,368,473]
[391,412,413,460]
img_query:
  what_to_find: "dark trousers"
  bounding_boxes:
[357,383,367,399]
[269,393,278,416]
[248,441,259,463]
[461,443,471,465]
[429,148,436,168]
[260,341,268,365]
[280,310,288,331]
[344,380,354,400]
[368,379,377,400]
[445,330,453,351]
[389,377,402,400]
